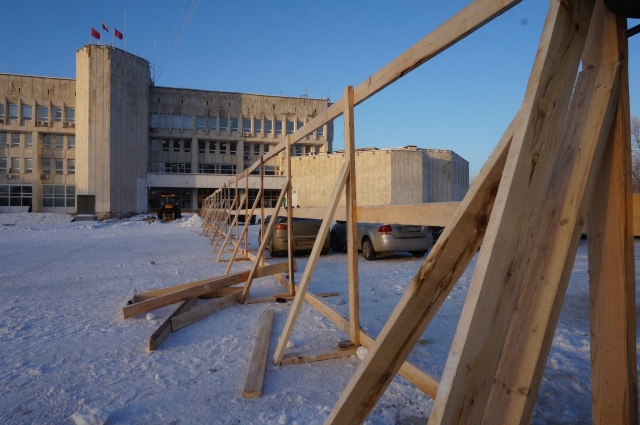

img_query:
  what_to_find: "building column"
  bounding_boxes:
[236,140,244,172]
[191,190,199,212]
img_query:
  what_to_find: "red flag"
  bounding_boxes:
[114,28,123,40]
[101,22,109,32]
[91,28,101,39]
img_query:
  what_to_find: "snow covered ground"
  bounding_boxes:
[0,213,637,424]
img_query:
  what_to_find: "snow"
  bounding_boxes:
[0,212,638,424]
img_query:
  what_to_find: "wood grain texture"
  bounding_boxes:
[280,347,357,366]
[171,291,241,331]
[242,309,275,398]
[149,297,197,351]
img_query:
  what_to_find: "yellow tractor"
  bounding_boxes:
[157,194,182,222]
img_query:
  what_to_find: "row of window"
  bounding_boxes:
[148,162,279,176]
[0,184,75,208]
[0,157,75,175]
[149,114,325,137]
[150,138,320,157]
[0,132,75,150]
[0,104,75,124]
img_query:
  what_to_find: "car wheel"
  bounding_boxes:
[321,247,329,255]
[362,237,376,261]
[410,250,427,258]
[330,233,341,252]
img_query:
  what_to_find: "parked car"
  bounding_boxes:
[330,221,433,260]
[259,216,330,257]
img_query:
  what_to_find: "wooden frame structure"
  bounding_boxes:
[197,0,638,423]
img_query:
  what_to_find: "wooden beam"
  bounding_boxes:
[171,291,241,331]
[215,192,247,261]
[280,347,357,366]
[240,180,290,303]
[245,292,339,304]
[258,202,459,226]
[225,187,264,274]
[273,162,350,365]
[123,261,291,318]
[343,85,360,345]
[429,2,596,424]
[483,62,621,424]
[585,3,639,424]
[242,309,275,398]
[286,136,295,295]
[198,286,244,299]
[149,297,197,351]
[230,0,522,181]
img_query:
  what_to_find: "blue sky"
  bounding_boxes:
[1,1,639,177]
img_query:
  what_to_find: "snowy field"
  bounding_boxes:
[0,212,638,424]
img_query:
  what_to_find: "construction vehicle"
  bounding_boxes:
[157,194,182,222]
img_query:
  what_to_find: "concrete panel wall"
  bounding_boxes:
[390,150,423,205]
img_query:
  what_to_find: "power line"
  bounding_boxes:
[156,0,200,84]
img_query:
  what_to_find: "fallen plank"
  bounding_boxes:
[171,291,242,331]
[149,297,197,351]
[122,262,291,318]
[198,286,244,299]
[242,309,275,398]
[245,292,339,304]
[280,347,357,366]
[123,289,137,307]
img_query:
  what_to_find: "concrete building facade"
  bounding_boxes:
[0,45,332,217]
[289,146,469,208]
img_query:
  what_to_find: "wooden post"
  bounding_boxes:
[260,156,265,266]
[286,136,295,295]
[245,169,249,255]
[584,2,639,424]
[343,86,359,346]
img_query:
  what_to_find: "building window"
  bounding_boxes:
[0,185,32,208]
[275,120,283,135]
[314,146,320,154]
[37,106,49,122]
[208,141,216,154]
[295,146,302,156]
[10,158,20,175]
[229,142,236,155]
[219,117,228,132]
[150,114,159,129]
[150,139,158,152]
[254,119,262,134]
[43,134,51,149]
[244,144,250,159]
[0,104,4,122]
[25,133,32,148]
[220,142,227,155]
[317,125,324,137]
[197,163,235,174]
[173,140,180,152]
[264,165,276,175]
[265,119,272,135]
[22,105,32,121]
[67,135,75,149]
[68,159,75,175]
[11,133,20,147]
[305,145,311,155]
[230,117,239,132]
[183,115,193,130]
[265,144,270,152]
[55,135,63,149]
[150,162,164,172]
[42,158,51,174]
[161,139,169,152]
[286,119,294,134]
[242,118,251,133]
[196,116,206,130]
[8,104,18,120]
[42,184,75,207]
[65,108,75,123]
[159,114,169,129]
[198,140,206,154]
[254,144,260,156]
[0,157,6,173]
[183,139,191,153]
[25,158,32,174]
[171,114,181,130]
[0,133,5,147]
[208,116,217,131]
[52,107,62,122]
[55,158,63,174]
[297,119,304,130]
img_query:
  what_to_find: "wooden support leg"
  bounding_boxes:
[216,192,247,262]
[286,136,295,295]
[273,163,350,365]
[225,188,264,274]
[585,4,639,424]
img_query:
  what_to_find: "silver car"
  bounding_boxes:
[330,221,433,260]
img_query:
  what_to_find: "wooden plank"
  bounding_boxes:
[240,180,290,303]
[259,202,459,226]
[198,286,244,299]
[280,347,357,366]
[149,297,197,351]
[343,85,360,345]
[483,63,620,424]
[225,187,263,274]
[428,2,596,424]
[245,292,339,304]
[584,4,639,424]
[272,162,350,365]
[122,288,136,307]
[122,262,291,318]
[171,291,241,331]
[242,309,275,398]
[286,136,295,295]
